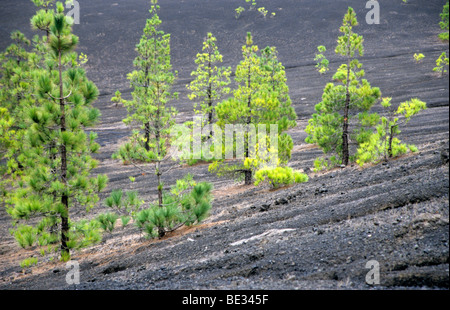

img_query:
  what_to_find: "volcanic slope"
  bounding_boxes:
[0,0,448,289]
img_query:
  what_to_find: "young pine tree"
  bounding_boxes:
[356,97,426,166]
[187,32,231,140]
[439,1,449,41]
[211,33,297,185]
[306,7,381,170]
[8,7,107,261]
[113,1,178,212]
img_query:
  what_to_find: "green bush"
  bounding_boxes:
[135,181,213,239]
[20,257,38,269]
[96,213,119,233]
[254,167,308,189]
[356,98,426,166]
[439,1,449,41]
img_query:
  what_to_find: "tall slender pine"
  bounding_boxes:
[113,1,178,229]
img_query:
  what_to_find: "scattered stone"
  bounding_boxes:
[319,187,328,194]
[441,147,449,164]
[102,264,127,275]
[274,197,288,205]
[247,265,259,277]
[259,204,271,212]
[230,228,296,246]
[285,274,296,281]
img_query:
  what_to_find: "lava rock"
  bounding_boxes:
[441,147,449,164]
[259,204,271,212]
[102,264,127,275]
[274,197,288,205]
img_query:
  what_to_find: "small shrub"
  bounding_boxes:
[439,1,449,41]
[96,213,119,233]
[314,45,329,74]
[120,216,131,228]
[135,180,213,239]
[258,7,268,18]
[413,53,425,63]
[20,257,38,269]
[433,52,449,77]
[255,167,308,189]
[356,97,426,166]
[13,225,37,249]
[235,6,245,19]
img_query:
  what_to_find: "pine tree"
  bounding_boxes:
[439,1,449,41]
[211,33,297,185]
[356,97,426,166]
[305,7,381,170]
[187,32,231,139]
[433,52,449,77]
[113,1,178,225]
[7,5,107,261]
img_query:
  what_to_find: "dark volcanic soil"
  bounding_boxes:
[0,0,448,290]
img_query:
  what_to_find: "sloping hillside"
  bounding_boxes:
[0,0,448,290]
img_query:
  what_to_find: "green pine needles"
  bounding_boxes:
[5,3,108,262]
[113,1,178,209]
[433,52,449,77]
[111,1,213,239]
[439,1,449,41]
[255,166,308,189]
[99,174,213,239]
[210,33,298,186]
[314,45,330,74]
[356,98,426,166]
[306,7,381,170]
[307,7,426,172]
[135,179,213,239]
[187,33,231,130]
[182,33,231,164]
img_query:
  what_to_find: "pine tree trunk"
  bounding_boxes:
[387,125,395,158]
[244,170,252,185]
[155,82,164,209]
[207,85,213,140]
[244,61,253,185]
[144,65,151,151]
[155,102,164,238]
[207,52,213,140]
[58,49,70,256]
[145,122,150,151]
[342,59,351,167]
[342,92,350,166]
